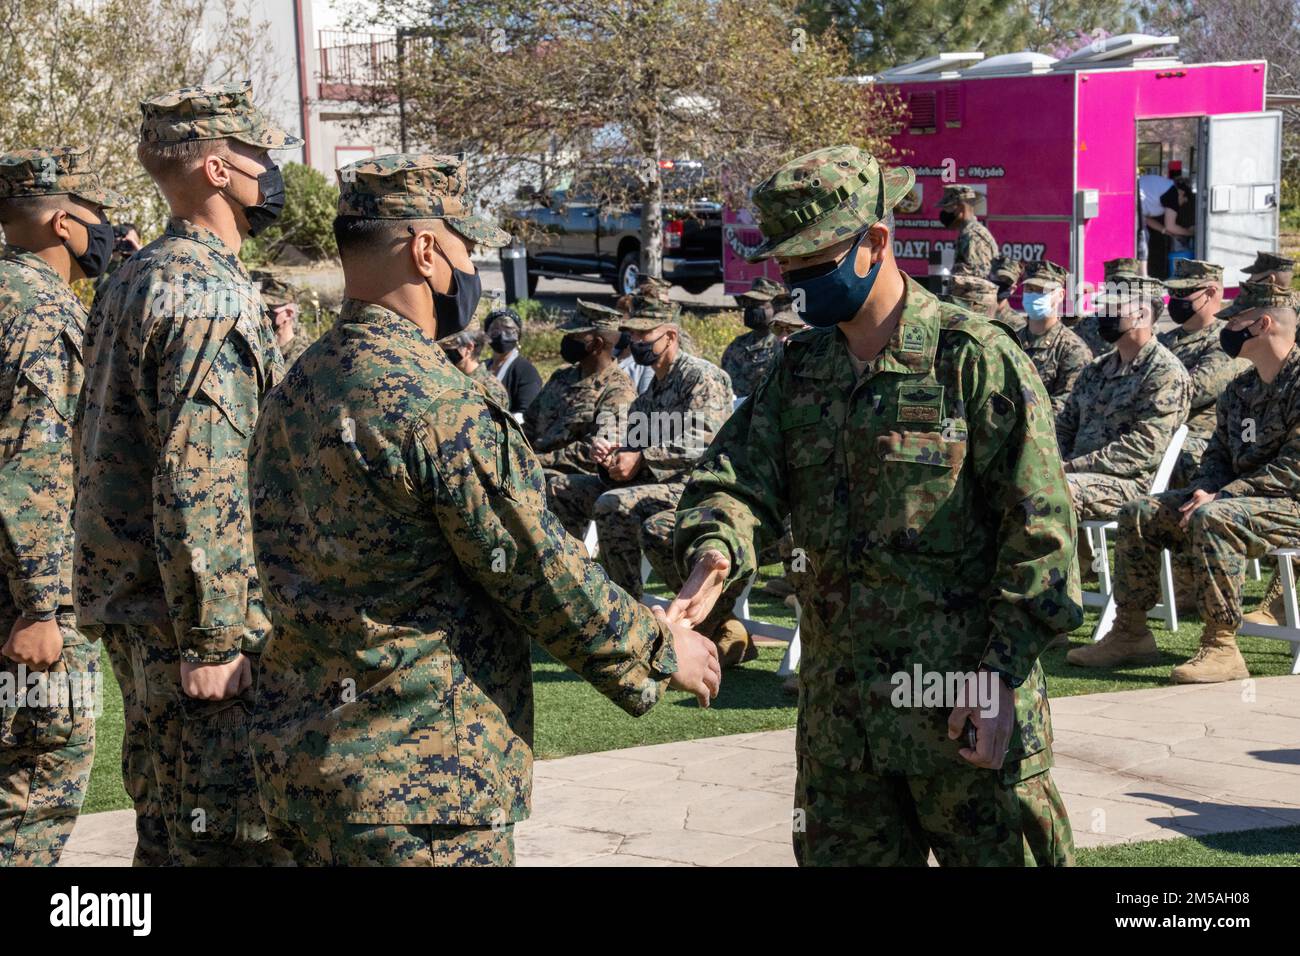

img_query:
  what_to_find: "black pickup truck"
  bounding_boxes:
[502,160,723,296]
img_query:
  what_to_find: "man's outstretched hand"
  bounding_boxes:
[655,606,721,707]
[665,549,731,629]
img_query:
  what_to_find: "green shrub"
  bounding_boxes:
[241,162,339,266]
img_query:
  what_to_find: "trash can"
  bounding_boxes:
[500,241,528,305]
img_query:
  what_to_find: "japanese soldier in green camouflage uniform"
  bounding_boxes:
[0,147,122,866]
[73,82,298,866]
[1070,282,1300,682]
[990,256,1026,334]
[721,276,786,397]
[247,153,720,866]
[1160,260,1249,486]
[939,184,997,277]
[1056,274,1190,581]
[670,145,1083,866]
[1015,260,1091,418]
[524,300,636,500]
[253,271,308,367]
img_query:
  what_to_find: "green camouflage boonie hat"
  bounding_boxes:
[989,256,1023,286]
[0,146,124,208]
[746,145,914,262]
[1164,259,1224,292]
[336,153,510,248]
[1103,257,1144,280]
[735,275,785,303]
[937,184,979,210]
[140,82,301,149]
[250,270,295,308]
[1022,259,1070,292]
[1096,274,1166,309]
[1216,280,1299,319]
[619,295,680,331]
[946,273,998,310]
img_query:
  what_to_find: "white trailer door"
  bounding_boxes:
[1197,111,1283,288]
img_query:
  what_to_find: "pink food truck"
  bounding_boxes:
[723,34,1283,306]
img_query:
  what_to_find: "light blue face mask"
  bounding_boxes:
[781,230,881,328]
[1022,291,1056,320]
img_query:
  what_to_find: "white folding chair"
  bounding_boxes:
[1089,425,1187,642]
[1237,548,1300,674]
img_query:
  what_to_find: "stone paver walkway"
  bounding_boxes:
[61,676,1300,866]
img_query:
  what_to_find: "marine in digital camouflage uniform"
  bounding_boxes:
[0,147,122,866]
[1014,260,1091,418]
[548,296,733,595]
[939,184,997,278]
[248,153,715,866]
[523,302,635,517]
[73,83,298,866]
[1071,258,1142,358]
[721,275,786,398]
[1070,283,1300,682]
[253,270,308,367]
[944,268,998,320]
[1056,274,1191,526]
[990,256,1026,334]
[1160,260,1249,486]
[674,146,1082,866]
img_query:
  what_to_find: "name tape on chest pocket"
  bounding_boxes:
[897,384,944,424]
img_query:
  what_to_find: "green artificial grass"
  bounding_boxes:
[1078,826,1300,866]
[82,562,1293,812]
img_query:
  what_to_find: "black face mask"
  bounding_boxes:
[442,347,464,365]
[630,335,665,366]
[64,212,114,278]
[560,335,590,364]
[743,302,774,331]
[616,331,631,355]
[1220,321,1257,359]
[226,161,285,237]
[418,228,484,339]
[489,333,518,354]
[1097,313,1129,344]
[1167,295,1199,324]
[939,210,958,228]
[995,282,1013,303]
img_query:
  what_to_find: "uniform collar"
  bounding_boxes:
[1264,344,1300,393]
[2,245,66,286]
[164,218,247,275]
[1102,334,1159,375]
[856,273,939,378]
[338,297,442,353]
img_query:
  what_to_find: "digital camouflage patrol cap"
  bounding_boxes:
[1095,274,1165,309]
[250,270,296,308]
[0,146,124,208]
[1242,250,1294,277]
[770,308,808,334]
[937,184,979,209]
[745,145,914,262]
[989,256,1023,286]
[1103,257,1144,280]
[1022,259,1070,292]
[139,82,302,149]
[564,299,624,334]
[336,153,510,248]
[946,273,998,311]
[735,275,785,302]
[619,294,680,331]
[1164,259,1223,292]
[1216,280,1299,319]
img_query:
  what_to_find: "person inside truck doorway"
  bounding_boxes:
[1144,161,1195,279]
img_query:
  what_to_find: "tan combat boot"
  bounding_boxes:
[1243,571,1289,627]
[1066,609,1160,668]
[712,616,758,669]
[1170,623,1250,684]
